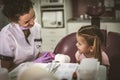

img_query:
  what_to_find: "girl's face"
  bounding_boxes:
[18,8,35,29]
[76,34,93,55]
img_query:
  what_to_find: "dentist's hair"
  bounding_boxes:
[2,0,34,22]
[77,25,104,64]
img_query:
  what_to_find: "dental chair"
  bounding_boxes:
[53,32,77,63]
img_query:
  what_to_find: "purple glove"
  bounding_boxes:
[33,52,55,63]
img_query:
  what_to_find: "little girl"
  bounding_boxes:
[75,25,110,66]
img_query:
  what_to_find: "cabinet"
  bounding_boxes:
[40,0,72,52]
[67,22,91,34]
[101,22,120,33]
[71,0,120,19]
[68,22,120,34]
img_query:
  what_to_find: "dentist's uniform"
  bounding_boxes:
[0,22,42,64]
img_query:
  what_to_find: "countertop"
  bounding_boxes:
[68,18,120,23]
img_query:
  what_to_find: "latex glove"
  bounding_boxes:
[33,52,55,63]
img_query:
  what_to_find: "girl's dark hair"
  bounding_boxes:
[2,0,34,22]
[77,25,104,64]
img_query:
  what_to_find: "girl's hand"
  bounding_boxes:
[75,51,81,63]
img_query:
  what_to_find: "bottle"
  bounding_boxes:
[0,68,9,80]
[80,15,83,19]
[72,71,77,80]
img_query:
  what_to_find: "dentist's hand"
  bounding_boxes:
[33,52,55,63]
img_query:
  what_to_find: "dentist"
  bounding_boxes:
[0,0,54,71]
